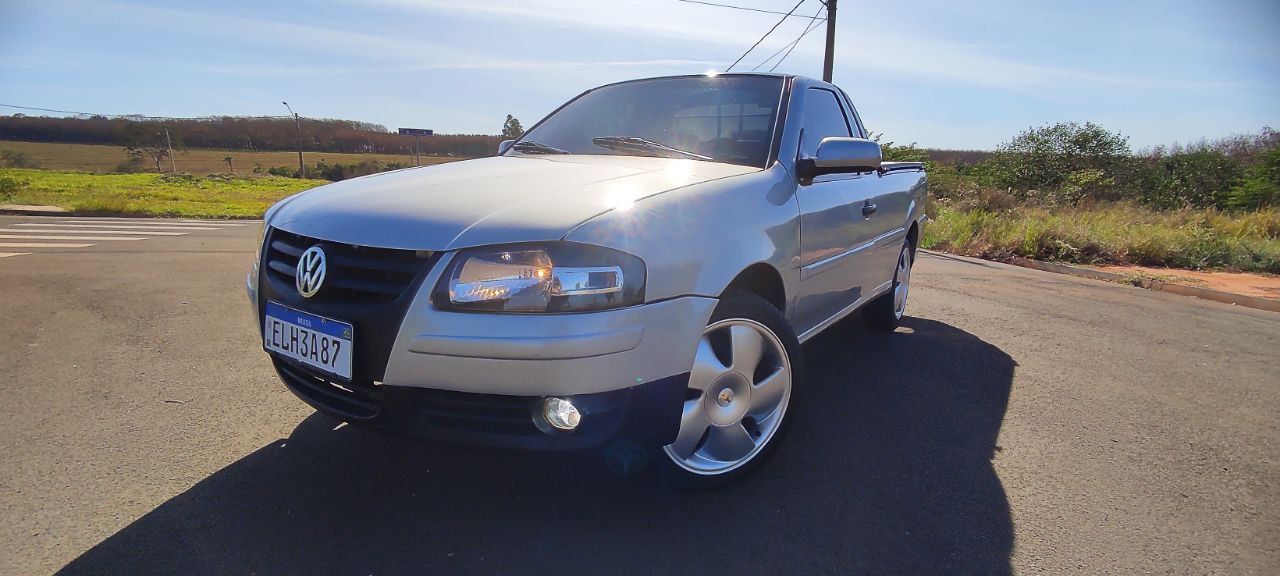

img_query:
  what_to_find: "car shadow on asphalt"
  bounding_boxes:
[58,317,1015,575]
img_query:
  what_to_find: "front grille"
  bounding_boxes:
[259,226,438,421]
[265,228,426,304]
[275,358,382,419]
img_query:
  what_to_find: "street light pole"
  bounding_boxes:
[823,0,837,82]
[282,101,305,178]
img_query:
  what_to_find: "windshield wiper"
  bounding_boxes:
[511,140,570,154]
[591,136,712,161]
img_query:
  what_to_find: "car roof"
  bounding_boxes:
[591,72,836,92]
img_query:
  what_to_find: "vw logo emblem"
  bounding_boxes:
[296,245,327,298]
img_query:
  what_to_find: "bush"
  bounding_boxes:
[263,159,410,181]
[1138,148,1246,209]
[158,173,200,184]
[0,174,30,202]
[114,159,145,173]
[977,122,1130,201]
[0,149,39,168]
[1226,146,1280,209]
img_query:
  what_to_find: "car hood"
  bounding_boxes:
[269,155,759,250]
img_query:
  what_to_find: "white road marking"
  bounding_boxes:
[0,234,145,241]
[14,223,219,231]
[58,217,249,226]
[56,219,241,228]
[0,228,186,236]
[0,252,30,258]
[0,242,94,248]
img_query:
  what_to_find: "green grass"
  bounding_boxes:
[0,168,328,218]
[922,203,1280,274]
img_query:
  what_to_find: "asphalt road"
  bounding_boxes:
[0,214,1276,575]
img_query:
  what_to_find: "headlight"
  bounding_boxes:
[249,223,269,286]
[434,242,645,313]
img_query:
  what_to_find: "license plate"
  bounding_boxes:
[263,301,354,380]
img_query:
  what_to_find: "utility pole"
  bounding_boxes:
[282,101,305,178]
[823,0,837,82]
[163,128,177,173]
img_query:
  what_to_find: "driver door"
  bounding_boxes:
[792,88,881,336]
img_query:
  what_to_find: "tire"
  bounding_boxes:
[654,289,804,489]
[863,240,914,331]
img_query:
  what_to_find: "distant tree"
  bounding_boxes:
[121,125,178,173]
[980,122,1130,190]
[130,142,170,173]
[502,115,524,140]
[868,132,930,164]
[0,115,504,157]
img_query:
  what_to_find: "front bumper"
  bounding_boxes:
[252,233,716,450]
[274,361,688,450]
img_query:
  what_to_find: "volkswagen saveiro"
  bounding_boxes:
[248,73,927,486]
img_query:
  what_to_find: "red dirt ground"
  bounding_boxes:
[1091,265,1280,301]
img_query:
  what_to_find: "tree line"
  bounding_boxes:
[0,114,504,158]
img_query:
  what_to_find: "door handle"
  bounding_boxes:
[862,203,878,217]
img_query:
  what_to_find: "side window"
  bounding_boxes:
[836,89,866,137]
[799,89,851,157]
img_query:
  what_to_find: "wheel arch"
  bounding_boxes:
[906,221,920,258]
[723,262,787,314]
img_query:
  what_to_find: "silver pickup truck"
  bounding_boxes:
[248,73,927,486]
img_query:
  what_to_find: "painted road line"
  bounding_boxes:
[0,243,95,248]
[14,223,220,231]
[0,252,30,258]
[0,228,186,236]
[56,219,242,228]
[0,235,145,241]
[58,218,249,226]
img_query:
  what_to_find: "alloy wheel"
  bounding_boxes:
[893,246,913,320]
[662,318,792,475]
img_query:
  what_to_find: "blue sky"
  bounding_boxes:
[1,0,1276,150]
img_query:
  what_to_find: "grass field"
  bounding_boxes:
[1,168,327,218]
[922,203,1280,274]
[0,140,459,174]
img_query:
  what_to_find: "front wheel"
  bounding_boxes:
[656,290,802,488]
[863,241,914,331]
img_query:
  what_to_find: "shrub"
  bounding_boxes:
[1139,148,1246,209]
[158,173,200,184]
[1226,146,1280,209]
[0,149,39,168]
[114,159,145,173]
[977,122,1130,201]
[0,175,30,202]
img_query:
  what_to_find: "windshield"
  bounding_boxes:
[510,76,785,168]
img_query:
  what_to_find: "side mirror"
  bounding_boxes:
[498,139,515,155]
[797,137,882,183]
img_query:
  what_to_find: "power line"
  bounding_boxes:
[724,0,807,73]
[676,0,819,18]
[751,5,826,71]
[0,103,291,121]
[768,6,827,72]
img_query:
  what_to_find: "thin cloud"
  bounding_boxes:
[201,59,719,77]
[360,0,1231,91]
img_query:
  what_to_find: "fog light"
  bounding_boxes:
[542,397,581,431]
